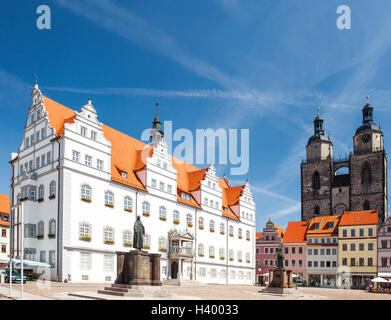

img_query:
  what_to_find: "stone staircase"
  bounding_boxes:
[97,283,172,298]
[259,287,295,295]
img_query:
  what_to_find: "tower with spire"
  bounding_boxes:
[300,100,388,224]
[150,101,164,145]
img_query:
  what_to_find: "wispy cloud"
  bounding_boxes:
[266,203,301,220]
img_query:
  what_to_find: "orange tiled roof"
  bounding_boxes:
[275,225,285,238]
[306,215,341,237]
[339,209,378,226]
[283,221,307,243]
[256,232,263,240]
[0,194,9,214]
[39,95,245,219]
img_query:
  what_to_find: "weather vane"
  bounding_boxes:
[317,107,320,116]
[366,95,370,104]
[155,100,159,117]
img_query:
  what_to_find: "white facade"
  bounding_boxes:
[306,236,339,287]
[9,85,256,284]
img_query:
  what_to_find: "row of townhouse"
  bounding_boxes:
[8,84,256,284]
[256,209,391,289]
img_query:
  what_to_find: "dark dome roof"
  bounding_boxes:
[355,122,381,135]
[307,133,331,146]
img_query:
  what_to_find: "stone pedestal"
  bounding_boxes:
[268,268,293,288]
[115,250,162,286]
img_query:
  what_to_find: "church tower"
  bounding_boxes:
[350,99,387,223]
[301,110,333,221]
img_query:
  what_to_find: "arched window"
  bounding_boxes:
[209,246,215,258]
[314,206,320,216]
[17,193,21,203]
[198,217,204,229]
[209,220,215,231]
[103,226,114,243]
[229,225,234,236]
[312,171,320,190]
[37,221,44,237]
[361,163,372,185]
[198,243,204,256]
[219,248,225,260]
[79,222,91,240]
[246,252,250,263]
[142,201,150,215]
[49,219,56,237]
[158,236,167,251]
[229,249,234,261]
[237,251,242,262]
[124,196,132,211]
[363,200,370,210]
[143,234,151,249]
[38,185,44,200]
[81,184,92,201]
[220,223,225,234]
[173,210,180,223]
[123,230,132,246]
[246,230,250,240]
[159,206,166,220]
[186,213,193,226]
[49,181,56,197]
[104,191,114,206]
[238,228,243,238]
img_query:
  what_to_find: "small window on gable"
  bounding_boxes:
[121,171,127,178]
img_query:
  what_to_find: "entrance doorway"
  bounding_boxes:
[171,261,178,279]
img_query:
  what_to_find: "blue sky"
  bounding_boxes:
[1,0,391,232]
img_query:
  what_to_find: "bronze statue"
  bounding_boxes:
[277,248,284,269]
[133,216,145,250]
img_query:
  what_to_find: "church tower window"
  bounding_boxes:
[312,171,320,190]
[361,163,372,185]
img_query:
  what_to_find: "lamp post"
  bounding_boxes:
[20,201,24,300]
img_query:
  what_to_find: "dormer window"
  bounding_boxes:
[121,171,127,178]
[224,207,228,212]
[181,192,190,201]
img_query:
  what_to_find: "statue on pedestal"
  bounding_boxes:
[277,248,284,269]
[133,216,145,250]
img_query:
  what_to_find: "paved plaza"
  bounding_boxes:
[0,282,390,300]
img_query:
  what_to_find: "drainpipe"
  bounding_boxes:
[194,209,198,281]
[226,217,229,285]
[54,136,61,282]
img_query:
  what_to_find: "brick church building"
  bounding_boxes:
[301,102,387,224]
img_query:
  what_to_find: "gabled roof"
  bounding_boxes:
[306,215,341,237]
[283,221,307,243]
[39,94,245,220]
[339,209,378,226]
[0,194,9,215]
[275,225,285,238]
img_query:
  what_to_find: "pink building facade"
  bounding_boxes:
[255,219,284,285]
[282,221,308,283]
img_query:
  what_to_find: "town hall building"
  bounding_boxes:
[8,83,256,284]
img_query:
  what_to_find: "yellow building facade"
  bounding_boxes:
[337,210,378,289]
